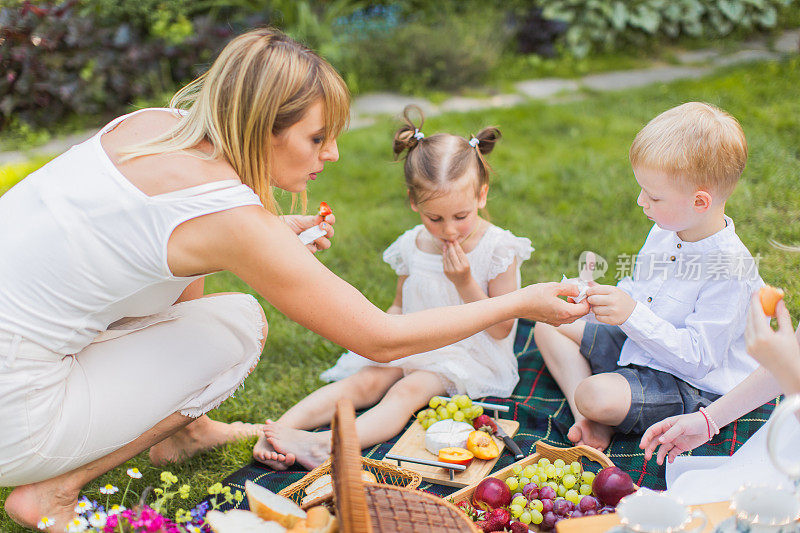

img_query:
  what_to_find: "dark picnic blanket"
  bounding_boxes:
[214,319,777,510]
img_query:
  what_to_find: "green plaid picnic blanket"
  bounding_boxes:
[214,319,777,510]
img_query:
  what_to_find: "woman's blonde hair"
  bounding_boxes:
[121,27,350,213]
[393,105,501,205]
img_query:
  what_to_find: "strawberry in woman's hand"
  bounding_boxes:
[318,201,333,218]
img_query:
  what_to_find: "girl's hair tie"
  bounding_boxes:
[413,129,425,140]
[468,137,480,148]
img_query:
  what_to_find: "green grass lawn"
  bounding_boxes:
[1,57,799,531]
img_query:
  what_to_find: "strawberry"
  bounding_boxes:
[455,500,477,520]
[473,414,498,435]
[508,522,528,533]
[317,201,333,218]
[475,508,511,531]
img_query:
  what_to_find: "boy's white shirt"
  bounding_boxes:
[601,215,762,395]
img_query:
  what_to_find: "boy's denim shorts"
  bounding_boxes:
[579,322,721,434]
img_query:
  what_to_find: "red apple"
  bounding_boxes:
[472,477,512,511]
[592,466,635,506]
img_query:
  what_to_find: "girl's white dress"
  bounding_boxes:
[321,224,533,398]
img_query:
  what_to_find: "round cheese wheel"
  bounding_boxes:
[424,419,474,455]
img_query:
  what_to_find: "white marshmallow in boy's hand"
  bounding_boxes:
[298,225,327,246]
[561,275,589,303]
[561,251,604,303]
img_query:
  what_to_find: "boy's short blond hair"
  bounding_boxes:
[629,102,747,198]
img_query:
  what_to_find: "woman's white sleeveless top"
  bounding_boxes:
[0,108,263,355]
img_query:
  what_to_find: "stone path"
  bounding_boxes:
[1,29,797,166]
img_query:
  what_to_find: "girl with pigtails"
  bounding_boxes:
[254,105,534,470]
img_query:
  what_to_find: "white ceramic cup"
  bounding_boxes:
[767,394,800,485]
[730,484,800,533]
[616,489,707,533]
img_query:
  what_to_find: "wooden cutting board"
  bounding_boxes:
[384,419,520,487]
[556,500,732,533]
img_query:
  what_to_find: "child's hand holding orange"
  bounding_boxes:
[759,285,784,317]
[745,289,799,379]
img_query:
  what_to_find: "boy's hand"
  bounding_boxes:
[443,240,473,288]
[586,284,636,325]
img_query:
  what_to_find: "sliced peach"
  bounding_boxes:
[759,285,785,317]
[466,430,500,460]
[438,447,474,466]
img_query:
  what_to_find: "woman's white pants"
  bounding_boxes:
[0,293,266,486]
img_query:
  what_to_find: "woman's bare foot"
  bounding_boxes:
[253,421,296,470]
[4,479,80,533]
[567,418,614,451]
[264,422,330,470]
[149,415,261,466]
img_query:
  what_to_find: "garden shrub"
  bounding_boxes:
[334,4,511,94]
[0,0,269,130]
[538,0,798,57]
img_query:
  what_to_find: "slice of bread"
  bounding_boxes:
[205,509,287,532]
[301,470,376,506]
[284,506,338,533]
[246,480,307,528]
[304,506,338,533]
[302,474,333,505]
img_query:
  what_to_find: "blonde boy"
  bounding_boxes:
[535,102,762,450]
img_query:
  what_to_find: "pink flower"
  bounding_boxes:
[103,514,118,532]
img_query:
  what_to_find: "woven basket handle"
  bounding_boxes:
[534,441,616,468]
[332,399,373,533]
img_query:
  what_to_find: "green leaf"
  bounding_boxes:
[629,6,661,33]
[542,3,575,23]
[610,1,629,31]
[717,0,746,21]
[710,9,735,34]
[755,5,777,26]
[682,19,704,36]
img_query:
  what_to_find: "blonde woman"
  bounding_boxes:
[0,28,587,531]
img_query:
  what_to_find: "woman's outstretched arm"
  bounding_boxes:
[190,207,589,362]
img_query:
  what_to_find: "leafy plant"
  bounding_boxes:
[335,4,511,94]
[0,0,269,131]
[540,0,798,57]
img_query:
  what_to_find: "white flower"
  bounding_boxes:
[107,504,126,516]
[126,467,142,479]
[186,526,202,533]
[66,516,88,532]
[37,516,54,530]
[87,511,107,528]
[74,499,94,514]
[99,484,119,495]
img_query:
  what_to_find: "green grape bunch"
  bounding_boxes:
[415,395,484,429]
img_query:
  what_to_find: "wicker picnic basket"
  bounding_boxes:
[448,440,622,505]
[325,398,480,533]
[448,440,639,532]
[279,455,422,509]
